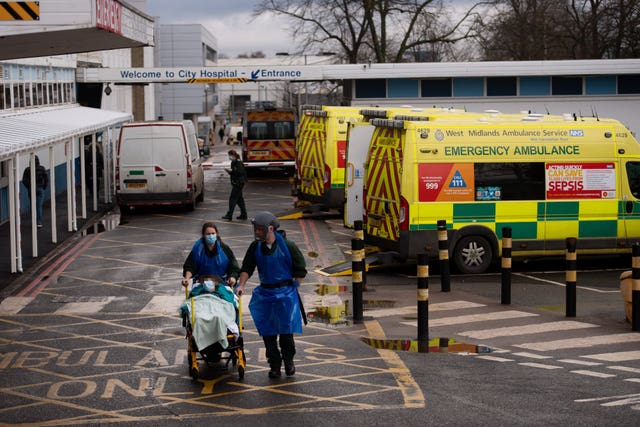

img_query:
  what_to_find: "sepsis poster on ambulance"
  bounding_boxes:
[546,163,616,199]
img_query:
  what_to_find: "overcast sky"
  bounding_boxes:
[145,0,293,58]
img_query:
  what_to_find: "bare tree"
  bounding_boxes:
[254,0,488,63]
[477,0,640,60]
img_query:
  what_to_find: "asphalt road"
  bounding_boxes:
[0,143,638,426]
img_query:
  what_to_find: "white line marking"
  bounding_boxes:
[459,320,597,339]
[582,350,640,362]
[140,295,184,314]
[365,300,485,318]
[513,352,552,359]
[558,359,602,366]
[514,333,640,351]
[519,362,563,370]
[514,273,620,293]
[608,366,640,374]
[0,297,33,314]
[55,297,116,313]
[571,370,616,378]
[624,378,640,383]
[476,355,514,362]
[402,310,538,328]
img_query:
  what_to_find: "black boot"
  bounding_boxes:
[268,362,282,378]
[284,359,295,376]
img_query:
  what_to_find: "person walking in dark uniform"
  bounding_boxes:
[22,155,48,227]
[222,149,248,221]
[235,211,307,378]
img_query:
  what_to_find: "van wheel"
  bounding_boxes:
[196,188,204,203]
[185,197,196,212]
[453,235,493,274]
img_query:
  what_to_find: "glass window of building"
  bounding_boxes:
[421,78,452,97]
[619,74,640,94]
[552,76,583,95]
[487,77,517,96]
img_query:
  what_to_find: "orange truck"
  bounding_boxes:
[241,107,296,170]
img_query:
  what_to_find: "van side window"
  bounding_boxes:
[474,162,545,201]
[626,162,640,198]
[188,134,200,160]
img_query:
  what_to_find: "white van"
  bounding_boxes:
[116,120,205,211]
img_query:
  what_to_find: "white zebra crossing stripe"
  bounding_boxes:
[476,355,513,362]
[55,297,116,313]
[581,350,640,362]
[571,370,616,378]
[0,297,33,314]
[519,362,563,370]
[401,310,538,328]
[514,333,640,351]
[608,366,640,374]
[512,352,552,359]
[558,359,602,366]
[141,295,184,314]
[459,321,598,339]
[364,300,484,318]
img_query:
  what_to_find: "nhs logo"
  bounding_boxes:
[569,129,584,137]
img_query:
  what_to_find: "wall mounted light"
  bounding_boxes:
[104,83,112,96]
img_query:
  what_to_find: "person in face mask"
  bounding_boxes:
[222,149,248,221]
[182,222,240,291]
[236,211,307,378]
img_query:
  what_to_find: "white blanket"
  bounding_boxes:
[184,294,237,350]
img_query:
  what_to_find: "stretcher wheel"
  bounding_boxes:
[188,350,199,380]
[238,365,245,380]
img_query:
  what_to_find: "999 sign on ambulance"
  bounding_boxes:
[363,113,640,274]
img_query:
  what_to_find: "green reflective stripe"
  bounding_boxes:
[496,222,538,239]
[544,201,579,220]
[619,200,640,218]
[453,203,495,221]
[331,183,345,188]
[579,220,617,237]
[537,202,545,221]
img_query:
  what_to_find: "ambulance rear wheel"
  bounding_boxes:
[453,235,493,274]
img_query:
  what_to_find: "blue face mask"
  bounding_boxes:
[228,156,234,161]
[205,234,217,245]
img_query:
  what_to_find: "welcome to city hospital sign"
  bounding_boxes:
[88,66,325,83]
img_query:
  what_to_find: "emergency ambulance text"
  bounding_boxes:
[444,145,580,157]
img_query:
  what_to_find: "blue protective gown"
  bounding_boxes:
[191,238,229,281]
[248,232,302,336]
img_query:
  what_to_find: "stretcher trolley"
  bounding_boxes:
[180,279,246,380]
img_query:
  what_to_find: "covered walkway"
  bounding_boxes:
[0,104,132,280]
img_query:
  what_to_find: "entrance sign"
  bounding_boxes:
[80,66,324,83]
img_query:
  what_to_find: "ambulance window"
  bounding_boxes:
[475,162,545,201]
[625,162,640,198]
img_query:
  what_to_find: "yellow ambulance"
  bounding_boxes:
[363,113,640,273]
[295,106,364,209]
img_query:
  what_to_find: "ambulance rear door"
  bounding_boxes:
[345,122,375,228]
[364,120,404,242]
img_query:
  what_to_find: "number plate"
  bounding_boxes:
[127,183,147,189]
[250,150,269,157]
[368,216,381,228]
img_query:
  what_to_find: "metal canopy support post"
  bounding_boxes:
[91,132,98,212]
[80,135,87,219]
[66,139,73,232]
[49,145,57,244]
[28,153,38,257]
[8,158,17,273]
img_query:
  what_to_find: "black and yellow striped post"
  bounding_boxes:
[632,243,640,331]
[417,253,429,353]
[352,238,365,323]
[565,237,578,318]
[354,220,364,240]
[501,227,512,305]
[354,220,367,291]
[437,220,450,292]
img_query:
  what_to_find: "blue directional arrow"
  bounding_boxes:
[251,69,260,79]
